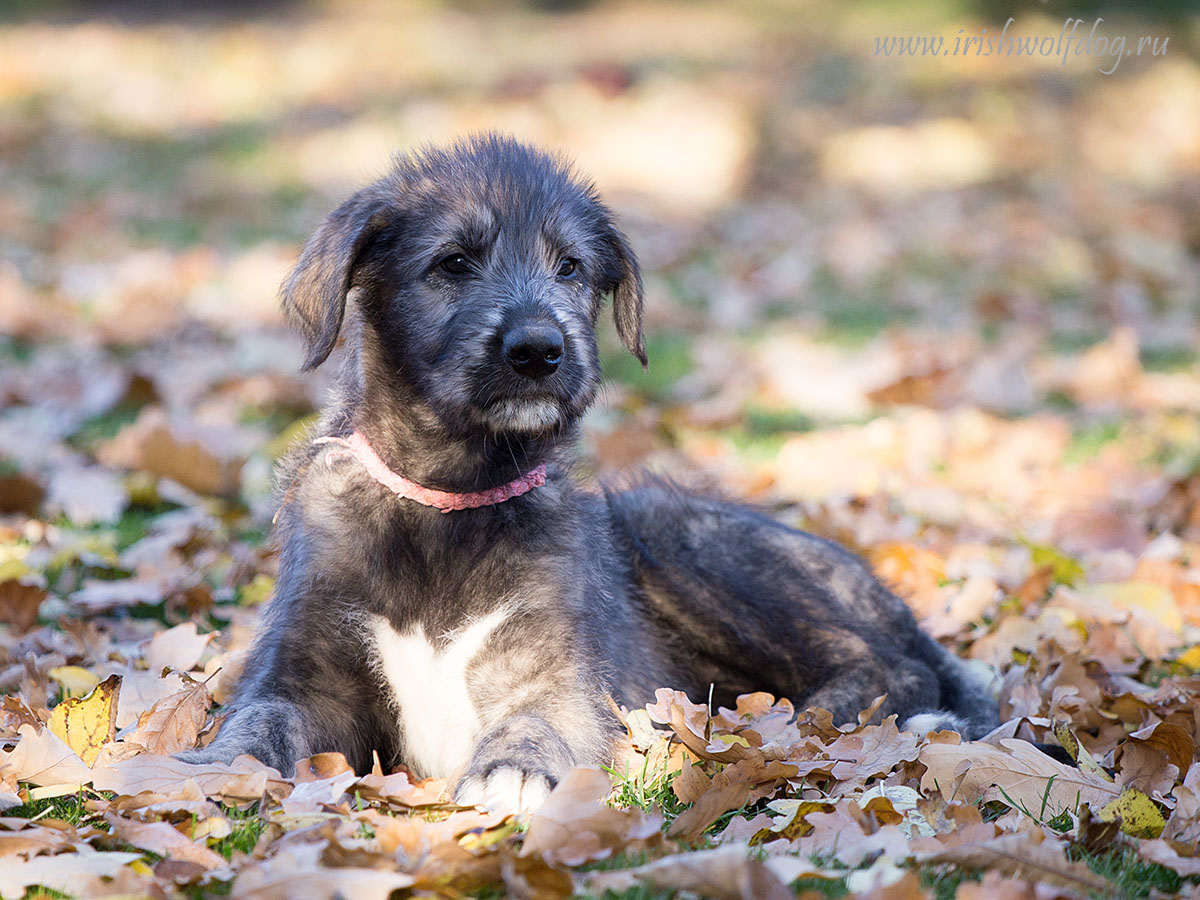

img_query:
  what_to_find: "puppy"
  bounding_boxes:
[182,135,997,811]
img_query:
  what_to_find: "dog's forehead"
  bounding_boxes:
[387,139,601,245]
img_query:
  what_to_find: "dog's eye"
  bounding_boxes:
[556,257,579,279]
[437,253,471,276]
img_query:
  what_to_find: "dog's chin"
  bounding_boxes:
[483,398,565,436]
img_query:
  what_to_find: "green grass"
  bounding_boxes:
[211,803,267,859]
[917,864,980,900]
[1074,844,1184,900]
[5,792,93,826]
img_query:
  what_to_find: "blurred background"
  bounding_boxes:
[2,0,1200,636]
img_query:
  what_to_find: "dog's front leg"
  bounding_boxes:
[178,613,391,774]
[177,697,318,772]
[454,641,612,813]
[454,712,584,812]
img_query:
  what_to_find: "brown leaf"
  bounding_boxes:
[581,844,793,900]
[127,680,212,755]
[645,688,711,757]
[0,472,43,515]
[106,812,228,870]
[928,829,1110,895]
[824,717,921,780]
[0,724,92,789]
[1136,838,1200,877]
[97,406,246,496]
[666,781,751,841]
[672,758,711,804]
[0,580,45,634]
[92,753,289,807]
[0,851,143,898]
[521,767,660,866]
[919,738,1120,815]
[230,842,412,899]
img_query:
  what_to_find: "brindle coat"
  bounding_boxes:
[181,135,997,809]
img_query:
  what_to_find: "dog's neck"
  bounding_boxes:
[351,375,565,498]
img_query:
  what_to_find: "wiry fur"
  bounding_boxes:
[180,135,998,808]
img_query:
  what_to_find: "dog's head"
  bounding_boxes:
[281,134,643,438]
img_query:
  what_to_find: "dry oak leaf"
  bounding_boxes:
[666,781,752,841]
[927,828,1109,895]
[106,778,222,820]
[800,805,912,869]
[126,679,212,756]
[105,812,228,871]
[672,758,712,804]
[581,844,793,900]
[645,688,711,757]
[0,724,92,792]
[47,673,119,767]
[919,738,1119,815]
[92,753,289,807]
[521,767,660,867]
[0,850,143,900]
[230,842,412,900]
[823,716,921,781]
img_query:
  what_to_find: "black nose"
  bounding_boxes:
[502,324,564,379]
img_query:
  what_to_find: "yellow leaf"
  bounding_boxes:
[1088,581,1182,632]
[48,674,120,766]
[1176,646,1200,671]
[712,733,751,748]
[1051,719,1113,782]
[1096,788,1165,839]
[48,666,101,699]
[1024,542,1085,587]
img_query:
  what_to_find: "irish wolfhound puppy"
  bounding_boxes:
[182,135,997,810]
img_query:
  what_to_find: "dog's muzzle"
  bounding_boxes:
[502,323,564,380]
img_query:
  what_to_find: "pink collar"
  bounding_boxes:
[314,431,547,513]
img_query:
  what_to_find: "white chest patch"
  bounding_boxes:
[369,608,510,779]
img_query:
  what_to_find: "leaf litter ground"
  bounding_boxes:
[3,1,1200,898]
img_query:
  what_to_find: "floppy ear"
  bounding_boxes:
[602,226,646,367]
[282,189,392,371]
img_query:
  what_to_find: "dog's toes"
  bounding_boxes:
[456,767,552,815]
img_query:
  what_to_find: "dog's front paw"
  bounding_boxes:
[455,767,553,814]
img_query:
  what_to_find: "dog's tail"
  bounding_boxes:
[902,631,1000,740]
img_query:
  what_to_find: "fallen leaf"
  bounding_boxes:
[928,829,1110,894]
[919,739,1120,815]
[126,680,211,755]
[581,844,793,900]
[230,842,412,899]
[0,580,45,633]
[47,674,119,767]
[106,812,228,870]
[143,622,213,674]
[0,724,92,790]
[521,767,660,866]
[93,753,288,807]
[46,666,101,700]
[0,850,143,898]
[1095,787,1165,839]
